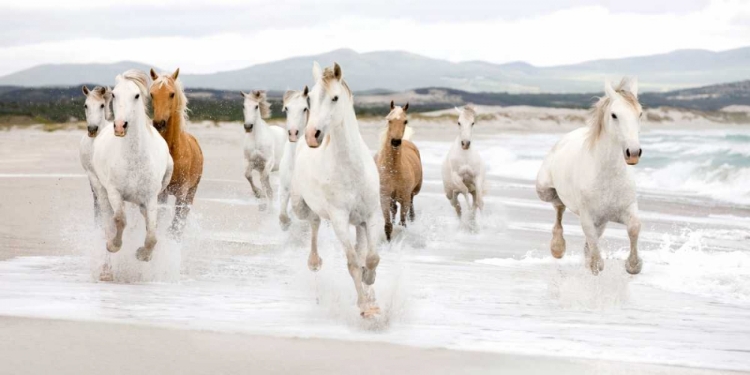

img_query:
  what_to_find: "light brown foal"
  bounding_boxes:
[375,101,423,241]
[149,68,204,238]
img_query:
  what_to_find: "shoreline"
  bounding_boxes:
[0,315,740,375]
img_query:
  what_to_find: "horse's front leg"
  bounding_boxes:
[105,190,126,253]
[136,197,159,262]
[398,195,411,227]
[259,160,274,212]
[170,185,197,239]
[330,212,378,317]
[245,164,262,199]
[580,211,605,275]
[622,204,643,275]
[308,214,322,271]
[278,186,292,230]
[362,214,381,287]
[551,203,566,259]
[380,195,393,241]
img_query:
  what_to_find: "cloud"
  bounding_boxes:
[0,0,746,76]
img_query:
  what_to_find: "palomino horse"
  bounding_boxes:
[375,101,422,241]
[79,85,112,223]
[278,86,309,229]
[149,68,204,238]
[292,62,382,317]
[442,104,486,222]
[91,70,173,268]
[536,78,644,275]
[241,90,286,211]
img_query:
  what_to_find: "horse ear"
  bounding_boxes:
[172,68,180,80]
[283,90,295,105]
[403,102,409,112]
[150,68,159,81]
[103,86,113,101]
[333,62,342,81]
[390,100,395,110]
[624,77,638,99]
[240,91,248,98]
[454,106,463,115]
[302,85,309,97]
[312,61,322,82]
[604,79,618,99]
[82,85,90,96]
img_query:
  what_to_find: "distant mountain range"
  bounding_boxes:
[1,47,749,93]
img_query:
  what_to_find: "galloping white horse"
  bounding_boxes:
[292,62,382,317]
[442,104,486,222]
[241,90,286,211]
[278,86,309,229]
[536,78,643,275]
[79,85,112,222]
[91,70,173,265]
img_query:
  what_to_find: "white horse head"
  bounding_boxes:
[81,85,112,137]
[595,77,642,165]
[240,90,271,133]
[305,62,353,148]
[112,69,150,137]
[282,86,309,142]
[454,104,477,150]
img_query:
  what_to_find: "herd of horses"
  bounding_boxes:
[79,62,644,316]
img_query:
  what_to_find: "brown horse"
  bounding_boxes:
[375,101,423,241]
[149,68,204,237]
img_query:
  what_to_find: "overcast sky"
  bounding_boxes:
[0,0,749,76]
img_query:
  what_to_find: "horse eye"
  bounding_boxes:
[135,94,140,100]
[111,94,115,99]
[170,93,175,99]
[100,104,104,109]
[471,122,475,126]
[639,112,643,118]
[283,107,288,112]
[332,96,339,102]
[84,104,88,109]
[303,108,308,112]
[457,122,460,126]
[255,105,259,110]
[611,113,618,120]
[404,120,408,125]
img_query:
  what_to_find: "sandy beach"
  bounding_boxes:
[1,111,749,374]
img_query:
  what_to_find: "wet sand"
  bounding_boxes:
[0,122,749,374]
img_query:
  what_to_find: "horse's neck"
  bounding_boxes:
[329,109,363,157]
[121,114,152,155]
[590,133,626,174]
[164,111,183,148]
[380,140,401,169]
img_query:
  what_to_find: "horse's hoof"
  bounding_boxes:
[551,236,566,259]
[99,265,114,282]
[106,240,121,253]
[308,255,322,272]
[136,247,153,262]
[360,306,381,319]
[590,257,604,275]
[626,257,643,275]
[279,216,291,231]
[362,266,377,285]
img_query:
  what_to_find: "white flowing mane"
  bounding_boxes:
[247,90,272,119]
[116,69,151,108]
[588,77,641,146]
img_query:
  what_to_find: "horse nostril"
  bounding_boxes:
[638,149,643,157]
[295,130,299,136]
[288,130,292,136]
[626,149,631,158]
[123,122,128,129]
[160,120,166,127]
[315,130,321,139]
[391,139,401,147]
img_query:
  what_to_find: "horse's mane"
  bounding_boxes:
[460,104,477,121]
[283,89,306,107]
[322,67,353,100]
[588,78,641,147]
[116,69,151,108]
[153,74,189,120]
[89,86,113,121]
[249,90,272,119]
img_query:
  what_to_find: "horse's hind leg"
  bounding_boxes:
[551,204,566,259]
[278,187,292,231]
[408,193,416,222]
[90,182,101,224]
[622,204,643,275]
[307,214,322,271]
[448,191,462,218]
[399,197,411,227]
[136,197,159,262]
[171,184,198,239]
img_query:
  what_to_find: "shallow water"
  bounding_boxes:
[0,126,749,371]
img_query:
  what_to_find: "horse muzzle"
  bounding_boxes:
[288,130,299,142]
[391,139,402,148]
[625,148,642,165]
[87,125,99,138]
[244,123,254,133]
[153,119,167,132]
[114,121,128,137]
[461,140,471,150]
[306,128,324,148]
